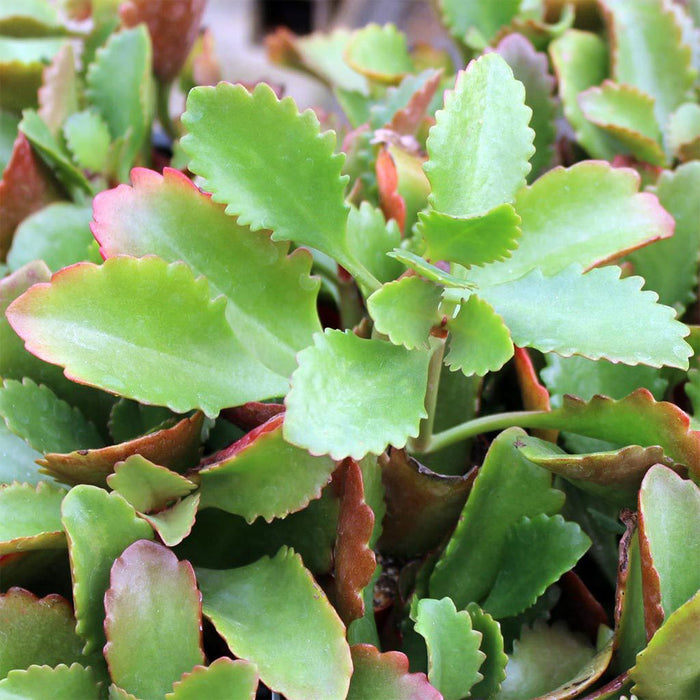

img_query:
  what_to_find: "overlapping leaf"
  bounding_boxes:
[37,44,77,135]
[63,111,111,174]
[438,0,521,46]
[467,603,508,697]
[0,664,99,699]
[667,103,700,161]
[166,658,259,700]
[344,24,413,84]
[0,419,44,485]
[140,493,199,547]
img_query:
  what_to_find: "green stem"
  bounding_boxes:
[421,409,549,454]
[338,276,364,330]
[156,79,178,142]
[410,336,446,453]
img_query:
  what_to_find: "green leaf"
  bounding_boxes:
[0,378,103,454]
[549,30,617,159]
[430,428,564,608]
[482,514,591,619]
[0,482,65,554]
[0,419,44,486]
[445,294,514,376]
[0,0,62,36]
[496,33,557,178]
[200,413,336,523]
[62,110,111,173]
[470,162,674,287]
[85,25,153,180]
[181,83,368,284]
[197,547,352,700]
[108,399,174,444]
[387,249,474,288]
[630,591,700,700]
[425,53,534,218]
[344,24,413,84]
[627,162,700,312]
[140,493,199,547]
[579,82,665,166]
[437,0,521,45]
[413,597,485,700]
[6,256,288,417]
[667,103,700,161]
[466,603,508,698]
[493,622,596,700]
[7,203,95,273]
[638,465,700,619]
[478,265,691,369]
[104,540,204,700]
[367,277,442,350]
[347,645,441,700]
[416,204,522,268]
[0,664,99,700]
[166,658,259,700]
[284,330,431,460]
[107,455,197,514]
[94,167,321,378]
[0,589,85,677]
[600,0,694,126]
[0,110,19,171]
[61,485,154,655]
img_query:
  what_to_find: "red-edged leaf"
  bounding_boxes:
[104,540,204,700]
[0,133,60,259]
[347,644,441,700]
[37,44,78,135]
[120,0,206,82]
[376,147,405,231]
[334,458,376,625]
[514,346,557,442]
[389,69,443,136]
[39,413,203,486]
[221,402,285,432]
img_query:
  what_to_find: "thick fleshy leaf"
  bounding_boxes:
[0,482,65,554]
[629,591,700,700]
[378,448,473,556]
[600,0,694,125]
[388,249,473,288]
[94,167,321,377]
[197,547,352,700]
[376,146,406,232]
[0,378,103,454]
[549,30,617,160]
[347,645,441,700]
[494,622,596,700]
[445,294,514,376]
[199,413,336,523]
[579,82,665,166]
[0,664,99,699]
[496,33,557,178]
[0,0,62,36]
[109,684,139,699]
[334,458,376,625]
[367,276,442,350]
[37,44,77,135]
[438,0,520,45]
[0,133,60,259]
[107,455,197,514]
[638,466,700,622]
[285,330,430,460]
[0,420,44,485]
[7,257,288,416]
[181,83,368,284]
[41,412,203,486]
[413,597,485,700]
[381,69,444,135]
[85,25,153,180]
[470,162,674,287]
[425,53,534,218]
[344,24,413,84]
[667,102,700,161]
[513,346,557,442]
[7,203,94,273]
[467,603,508,697]
[63,110,111,174]
[61,485,154,655]
[627,162,700,312]
[430,428,564,608]
[0,589,85,677]
[482,514,591,619]
[166,658,258,700]
[417,204,522,269]
[478,265,691,369]
[140,493,199,547]
[104,540,204,700]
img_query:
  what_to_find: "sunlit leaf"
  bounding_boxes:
[344,24,413,85]
[166,658,259,700]
[0,664,99,699]
[0,0,62,37]
[437,0,520,45]
[388,249,472,288]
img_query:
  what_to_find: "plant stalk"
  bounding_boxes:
[156,79,178,142]
[410,336,446,453]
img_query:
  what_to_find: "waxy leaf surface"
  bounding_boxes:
[347,645,441,700]
[430,428,564,608]
[198,547,352,700]
[199,413,336,523]
[7,257,288,417]
[0,419,43,485]
[0,664,99,700]
[104,541,203,700]
[94,167,320,377]
[284,330,430,460]
[425,53,534,217]
[0,589,85,677]
[140,493,199,547]
[62,110,111,174]
[467,603,508,697]
[438,0,520,44]
[345,24,412,84]
[413,597,485,700]
[166,658,258,700]
[61,486,154,655]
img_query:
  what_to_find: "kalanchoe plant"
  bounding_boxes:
[1,0,700,698]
